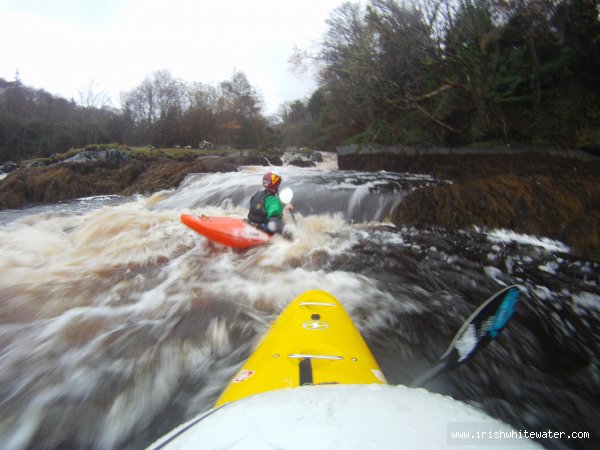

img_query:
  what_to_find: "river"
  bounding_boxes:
[0,154,598,449]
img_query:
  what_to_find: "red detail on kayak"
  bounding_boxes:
[181,214,271,249]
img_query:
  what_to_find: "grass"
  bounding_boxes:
[20,143,285,167]
[44,144,241,164]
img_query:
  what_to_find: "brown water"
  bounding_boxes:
[0,161,598,449]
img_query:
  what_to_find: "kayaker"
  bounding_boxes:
[248,172,293,234]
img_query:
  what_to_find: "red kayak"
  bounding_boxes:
[181,214,271,249]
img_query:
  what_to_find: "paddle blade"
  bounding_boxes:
[411,285,520,387]
[279,187,293,204]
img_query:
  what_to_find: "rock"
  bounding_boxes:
[308,152,323,162]
[266,155,283,166]
[281,150,321,167]
[384,155,600,259]
[337,143,595,160]
[0,152,283,209]
[199,140,214,149]
[289,159,316,168]
[63,148,131,164]
[227,150,252,158]
[21,160,48,168]
[0,162,18,174]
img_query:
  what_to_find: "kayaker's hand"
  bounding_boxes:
[284,203,294,213]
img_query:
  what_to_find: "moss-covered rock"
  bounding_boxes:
[0,153,275,209]
[381,153,600,259]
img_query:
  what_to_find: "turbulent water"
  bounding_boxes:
[0,154,598,449]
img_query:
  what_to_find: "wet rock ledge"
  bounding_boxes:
[0,151,281,210]
[338,144,600,259]
[0,147,326,210]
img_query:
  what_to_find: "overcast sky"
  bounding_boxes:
[0,0,349,115]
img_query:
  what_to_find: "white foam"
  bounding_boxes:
[531,285,554,301]
[486,229,570,253]
[538,261,559,275]
[484,266,506,285]
[571,292,600,312]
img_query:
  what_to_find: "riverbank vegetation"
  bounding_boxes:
[0,70,274,164]
[1,0,598,165]
[285,0,599,150]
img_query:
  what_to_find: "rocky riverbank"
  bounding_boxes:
[339,149,600,259]
[2,146,599,259]
[0,151,283,210]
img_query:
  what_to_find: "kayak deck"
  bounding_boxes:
[214,290,386,407]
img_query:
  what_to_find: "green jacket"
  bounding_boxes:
[264,194,284,218]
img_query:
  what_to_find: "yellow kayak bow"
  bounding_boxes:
[215,290,387,407]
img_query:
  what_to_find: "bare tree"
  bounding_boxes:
[78,80,111,109]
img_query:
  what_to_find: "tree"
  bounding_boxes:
[314,1,451,146]
[180,82,220,146]
[77,80,115,145]
[318,1,378,139]
[367,0,453,140]
[219,70,263,119]
[440,0,506,141]
[78,80,112,109]
[277,99,319,147]
[217,70,267,147]
[0,79,122,161]
[120,70,187,146]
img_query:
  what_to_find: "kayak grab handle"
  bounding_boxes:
[288,354,343,360]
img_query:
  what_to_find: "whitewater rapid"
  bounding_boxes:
[0,154,598,449]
